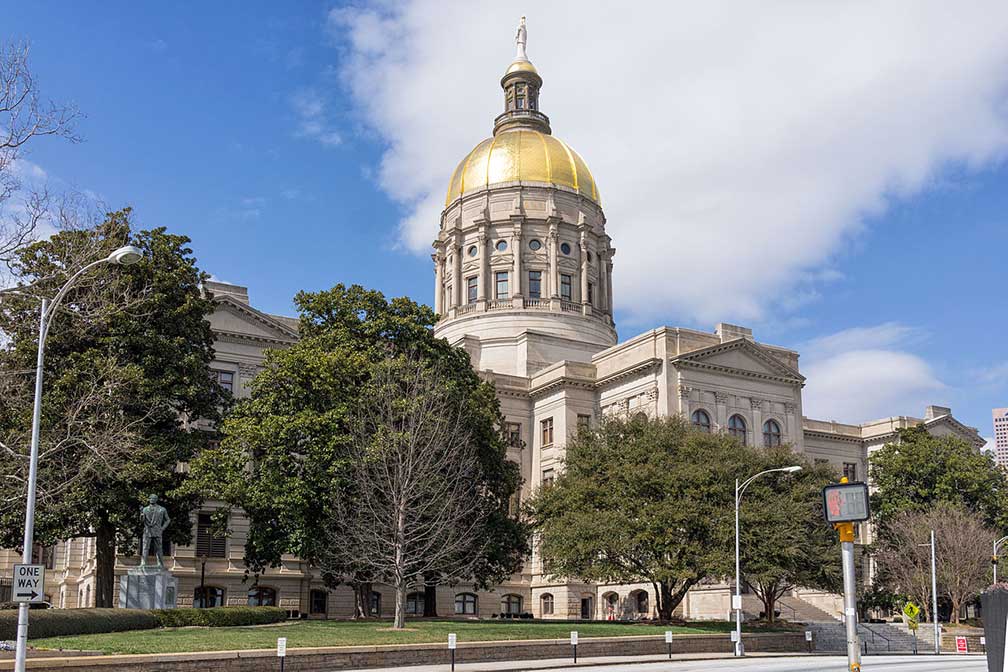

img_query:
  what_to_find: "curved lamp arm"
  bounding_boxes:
[737,465,802,502]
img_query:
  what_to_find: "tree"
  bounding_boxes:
[739,448,842,622]
[0,210,222,606]
[869,426,1008,529]
[874,504,992,624]
[0,40,81,287]
[188,285,527,618]
[321,354,499,629]
[528,415,754,621]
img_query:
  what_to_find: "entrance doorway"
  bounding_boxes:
[580,597,593,620]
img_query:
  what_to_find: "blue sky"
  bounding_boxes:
[7,2,1008,440]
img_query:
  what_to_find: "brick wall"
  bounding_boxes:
[6,632,808,671]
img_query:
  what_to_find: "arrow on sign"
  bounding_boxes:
[15,591,38,600]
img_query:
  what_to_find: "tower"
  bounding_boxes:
[432,18,616,377]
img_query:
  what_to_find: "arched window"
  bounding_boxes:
[309,589,327,614]
[406,592,425,615]
[691,409,711,433]
[370,591,382,616]
[728,415,747,443]
[454,592,478,615]
[633,590,649,615]
[540,593,554,615]
[195,586,225,608]
[501,594,523,615]
[762,419,782,447]
[248,586,276,607]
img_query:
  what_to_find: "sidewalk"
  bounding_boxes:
[341,651,809,672]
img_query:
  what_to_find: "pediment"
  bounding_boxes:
[671,339,804,384]
[209,298,299,344]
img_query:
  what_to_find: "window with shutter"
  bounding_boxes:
[196,513,226,558]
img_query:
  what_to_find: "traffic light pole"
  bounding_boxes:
[837,521,861,672]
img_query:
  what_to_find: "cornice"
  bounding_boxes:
[595,358,663,390]
[802,429,864,445]
[670,339,804,386]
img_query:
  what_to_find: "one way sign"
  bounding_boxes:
[12,564,45,604]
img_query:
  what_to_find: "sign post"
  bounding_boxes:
[448,633,457,672]
[805,630,813,654]
[902,602,920,654]
[955,636,968,654]
[665,631,673,659]
[570,631,578,663]
[11,565,45,604]
[276,636,286,672]
[823,479,870,672]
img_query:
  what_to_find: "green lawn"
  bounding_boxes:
[33,618,793,655]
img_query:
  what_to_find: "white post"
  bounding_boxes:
[14,299,48,672]
[931,529,939,655]
[734,478,742,656]
[840,534,861,669]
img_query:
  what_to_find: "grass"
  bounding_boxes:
[32,618,795,655]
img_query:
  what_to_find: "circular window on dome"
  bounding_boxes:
[560,242,571,255]
[467,246,478,257]
[495,240,508,252]
[529,239,542,251]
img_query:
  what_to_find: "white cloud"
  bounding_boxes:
[976,361,1008,387]
[801,323,944,423]
[984,437,996,454]
[329,1,1008,323]
[290,89,342,147]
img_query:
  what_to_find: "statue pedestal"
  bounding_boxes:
[118,566,177,609]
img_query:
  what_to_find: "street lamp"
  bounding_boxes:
[917,531,940,655]
[14,245,143,672]
[734,465,802,656]
[993,535,1008,585]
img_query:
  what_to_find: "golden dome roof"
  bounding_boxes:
[505,59,538,75]
[445,128,600,207]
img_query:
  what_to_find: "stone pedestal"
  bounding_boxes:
[118,566,177,609]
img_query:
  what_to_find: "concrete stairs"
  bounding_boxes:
[807,620,934,653]
[738,594,838,624]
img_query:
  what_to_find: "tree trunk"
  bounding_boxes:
[657,581,674,621]
[423,576,438,617]
[950,597,961,624]
[764,592,777,623]
[94,520,117,608]
[353,580,372,619]
[394,581,406,629]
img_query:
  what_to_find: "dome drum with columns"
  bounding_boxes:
[433,17,616,374]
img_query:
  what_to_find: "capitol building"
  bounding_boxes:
[5,21,984,621]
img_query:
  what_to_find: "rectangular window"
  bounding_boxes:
[560,274,572,301]
[211,370,234,393]
[577,414,591,432]
[542,468,555,487]
[445,285,452,306]
[310,589,328,614]
[196,512,227,558]
[587,282,594,305]
[528,271,542,299]
[843,462,857,482]
[466,276,478,304]
[505,422,522,449]
[541,417,554,446]
[495,271,509,299]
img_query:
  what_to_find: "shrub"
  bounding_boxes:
[0,608,159,640]
[152,606,288,628]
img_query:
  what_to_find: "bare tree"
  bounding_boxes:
[875,503,993,623]
[322,355,491,629]
[0,39,81,282]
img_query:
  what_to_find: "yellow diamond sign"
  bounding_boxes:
[902,602,921,621]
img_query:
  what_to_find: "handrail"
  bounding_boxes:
[858,623,892,652]
[777,601,797,621]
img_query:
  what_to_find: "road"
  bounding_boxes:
[537,655,985,672]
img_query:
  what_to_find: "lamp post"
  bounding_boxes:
[917,531,940,655]
[198,554,208,608]
[13,245,144,672]
[993,535,1008,585]
[734,465,802,656]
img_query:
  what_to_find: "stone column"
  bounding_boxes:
[512,222,523,297]
[598,250,608,313]
[478,231,488,302]
[714,392,729,431]
[750,398,764,448]
[677,384,692,417]
[433,250,444,315]
[784,402,797,444]
[452,241,462,308]
[605,258,614,315]
[579,231,589,306]
[548,224,559,299]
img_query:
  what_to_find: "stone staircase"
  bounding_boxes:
[739,594,837,623]
[807,620,934,654]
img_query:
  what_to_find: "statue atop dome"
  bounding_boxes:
[515,16,528,61]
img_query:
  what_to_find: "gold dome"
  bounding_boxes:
[445,129,600,207]
[505,59,538,75]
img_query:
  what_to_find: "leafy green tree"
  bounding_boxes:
[189,285,528,617]
[739,448,841,622]
[528,415,755,620]
[0,209,222,607]
[869,426,1008,529]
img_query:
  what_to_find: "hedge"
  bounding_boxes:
[152,606,288,628]
[0,608,159,640]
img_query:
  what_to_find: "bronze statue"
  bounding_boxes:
[139,494,170,567]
